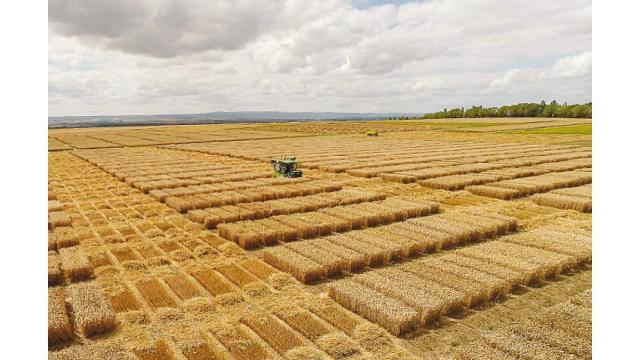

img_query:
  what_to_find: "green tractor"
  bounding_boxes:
[366,130,379,136]
[271,156,303,178]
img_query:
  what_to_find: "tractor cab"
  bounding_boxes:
[271,156,303,178]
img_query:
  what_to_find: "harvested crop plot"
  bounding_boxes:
[72,147,273,194]
[531,184,592,212]
[164,179,343,213]
[453,290,592,359]
[467,170,592,200]
[419,157,591,191]
[327,224,591,335]
[188,188,385,228]
[48,120,591,358]
[263,206,517,283]
[220,197,439,249]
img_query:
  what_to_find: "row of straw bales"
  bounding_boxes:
[327,225,591,335]
[188,189,384,228]
[468,170,592,199]
[263,207,518,283]
[149,176,310,201]
[165,180,342,213]
[219,197,439,248]
[531,184,592,212]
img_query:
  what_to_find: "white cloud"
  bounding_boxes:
[541,51,592,79]
[48,0,592,116]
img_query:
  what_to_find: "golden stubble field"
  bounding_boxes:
[48,118,592,359]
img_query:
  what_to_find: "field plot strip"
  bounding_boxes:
[220,197,439,249]
[467,170,592,200]
[531,184,592,212]
[262,206,518,283]
[326,224,591,335]
[418,157,591,191]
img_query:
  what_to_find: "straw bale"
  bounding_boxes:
[467,185,521,199]
[53,226,80,249]
[347,230,407,260]
[49,211,71,229]
[552,184,591,198]
[241,312,305,355]
[216,263,258,286]
[238,258,279,280]
[49,200,65,212]
[328,279,420,335]
[133,339,176,360]
[504,230,591,263]
[409,217,476,245]
[354,271,446,324]
[321,207,367,230]
[59,246,94,282]
[263,246,326,283]
[389,223,451,252]
[191,268,234,296]
[305,298,362,335]
[210,322,271,359]
[136,278,177,308]
[285,346,329,360]
[48,251,63,286]
[439,253,525,285]
[459,207,519,232]
[378,173,416,183]
[419,258,510,300]
[275,307,333,342]
[532,193,592,212]
[164,273,200,300]
[327,234,390,267]
[108,287,141,312]
[351,322,395,353]
[311,239,368,272]
[275,215,319,239]
[316,332,362,359]
[48,287,73,346]
[164,196,193,213]
[66,282,118,337]
[178,336,219,360]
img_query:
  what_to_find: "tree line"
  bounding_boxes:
[421,101,592,119]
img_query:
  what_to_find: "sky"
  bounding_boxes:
[48,0,592,116]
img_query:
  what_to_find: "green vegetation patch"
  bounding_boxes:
[369,120,503,128]
[510,124,592,135]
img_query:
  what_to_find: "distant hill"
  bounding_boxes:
[48,111,419,128]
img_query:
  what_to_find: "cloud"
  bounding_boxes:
[541,51,592,79]
[489,51,592,91]
[48,0,592,116]
[49,0,282,58]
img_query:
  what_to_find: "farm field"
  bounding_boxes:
[48,118,592,359]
